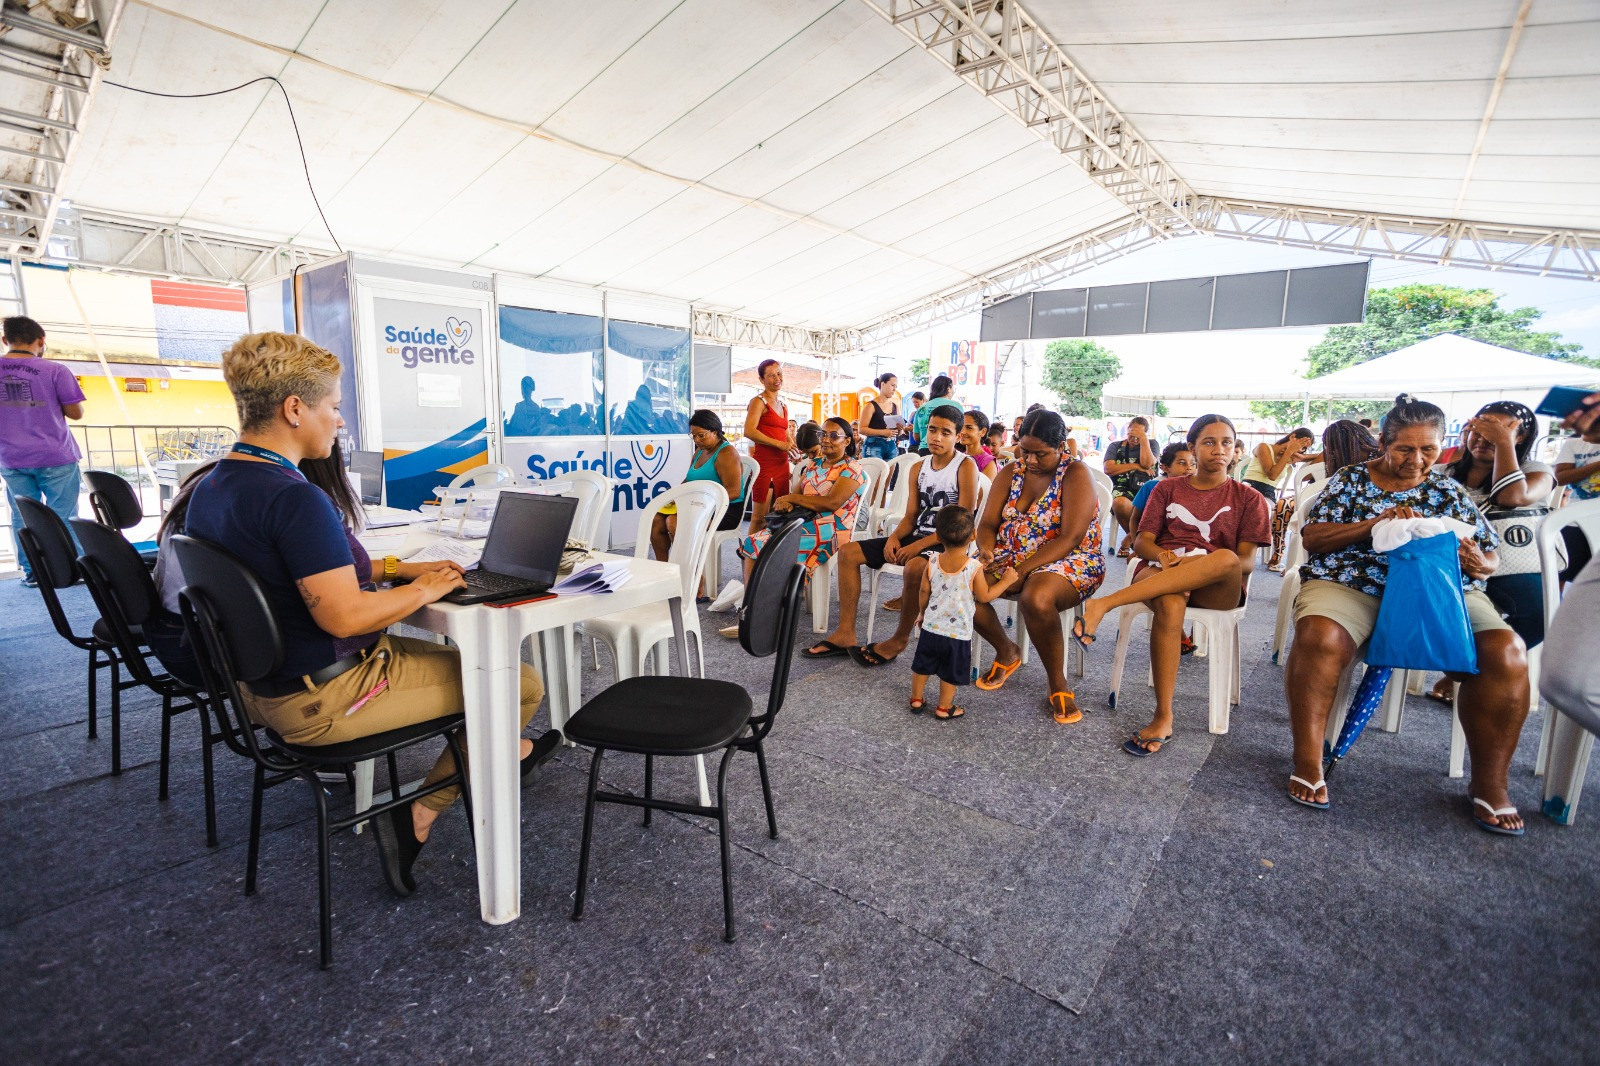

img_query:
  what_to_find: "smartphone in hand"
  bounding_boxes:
[1536,385,1600,419]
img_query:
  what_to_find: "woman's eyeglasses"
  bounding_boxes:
[820,431,848,441]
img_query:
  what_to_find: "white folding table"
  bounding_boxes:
[399,552,688,925]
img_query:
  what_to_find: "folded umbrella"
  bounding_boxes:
[1323,665,1392,776]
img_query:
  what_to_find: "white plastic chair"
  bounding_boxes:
[856,456,889,532]
[706,453,759,599]
[579,480,728,683]
[1085,465,1120,552]
[809,464,875,633]
[868,453,919,537]
[447,463,515,490]
[863,468,993,645]
[1294,463,1327,493]
[1535,497,1600,822]
[561,469,612,551]
[1323,656,1467,779]
[1270,484,1330,663]
[1105,556,1250,734]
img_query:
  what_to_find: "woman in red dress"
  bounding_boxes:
[743,358,794,531]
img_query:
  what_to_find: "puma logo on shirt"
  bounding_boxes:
[1165,502,1232,542]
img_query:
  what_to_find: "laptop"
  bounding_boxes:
[349,449,416,527]
[442,491,579,605]
[348,449,385,504]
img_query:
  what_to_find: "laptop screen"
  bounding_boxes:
[348,450,384,505]
[478,492,579,584]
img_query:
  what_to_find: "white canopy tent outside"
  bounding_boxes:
[1109,333,1600,426]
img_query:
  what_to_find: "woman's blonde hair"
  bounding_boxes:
[222,331,341,432]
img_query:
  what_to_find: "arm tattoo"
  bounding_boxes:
[296,579,322,611]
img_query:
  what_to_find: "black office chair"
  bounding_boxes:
[15,496,136,773]
[171,533,474,969]
[70,517,224,844]
[83,469,157,567]
[566,520,807,942]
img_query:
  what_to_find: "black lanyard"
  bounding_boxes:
[231,442,302,476]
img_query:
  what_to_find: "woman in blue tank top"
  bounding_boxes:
[649,409,747,567]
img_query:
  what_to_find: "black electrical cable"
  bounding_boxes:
[102,75,343,253]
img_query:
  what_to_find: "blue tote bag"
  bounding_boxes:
[1365,531,1478,674]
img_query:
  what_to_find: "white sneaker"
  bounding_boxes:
[708,580,744,613]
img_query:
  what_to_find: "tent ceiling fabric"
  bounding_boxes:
[54,0,1600,338]
[1025,0,1600,230]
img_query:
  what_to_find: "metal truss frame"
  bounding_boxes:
[852,214,1165,348]
[29,197,1600,360]
[690,307,844,357]
[0,1,125,257]
[1195,198,1600,284]
[50,206,325,284]
[861,0,1196,233]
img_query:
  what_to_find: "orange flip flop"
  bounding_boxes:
[975,657,1022,691]
[1050,692,1083,725]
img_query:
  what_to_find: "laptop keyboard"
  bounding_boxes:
[463,570,535,594]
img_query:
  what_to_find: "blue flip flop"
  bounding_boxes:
[1122,734,1172,758]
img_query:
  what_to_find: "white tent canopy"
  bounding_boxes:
[1114,333,1600,402]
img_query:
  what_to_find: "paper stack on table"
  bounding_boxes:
[551,560,633,596]
[407,538,486,568]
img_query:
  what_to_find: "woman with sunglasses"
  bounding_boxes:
[721,415,865,637]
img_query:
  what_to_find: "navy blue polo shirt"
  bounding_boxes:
[185,458,379,683]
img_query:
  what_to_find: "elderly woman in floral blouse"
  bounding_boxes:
[1283,395,1529,835]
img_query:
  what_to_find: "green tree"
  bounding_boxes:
[1041,338,1121,418]
[1154,399,1170,417]
[907,356,930,387]
[1250,283,1592,424]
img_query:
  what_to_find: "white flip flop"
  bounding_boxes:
[1288,774,1330,810]
[1471,796,1525,837]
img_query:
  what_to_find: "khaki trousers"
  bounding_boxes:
[243,633,544,812]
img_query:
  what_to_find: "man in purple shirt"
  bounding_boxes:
[2,316,86,587]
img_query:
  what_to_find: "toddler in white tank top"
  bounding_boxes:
[911,504,1018,719]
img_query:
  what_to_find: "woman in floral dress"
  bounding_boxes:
[972,409,1104,724]
[721,415,864,637]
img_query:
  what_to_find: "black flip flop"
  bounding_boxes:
[1071,615,1096,650]
[934,704,965,721]
[803,640,851,660]
[849,644,895,667]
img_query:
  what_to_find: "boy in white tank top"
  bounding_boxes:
[911,505,1018,719]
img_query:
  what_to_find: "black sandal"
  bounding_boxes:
[849,644,896,667]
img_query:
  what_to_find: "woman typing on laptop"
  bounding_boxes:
[184,332,554,899]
